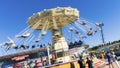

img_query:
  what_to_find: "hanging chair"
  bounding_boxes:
[75,30,79,34]
[87,31,93,36]
[81,21,87,25]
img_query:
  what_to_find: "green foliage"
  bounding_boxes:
[88,39,120,52]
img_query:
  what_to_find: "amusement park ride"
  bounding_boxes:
[0,7,105,68]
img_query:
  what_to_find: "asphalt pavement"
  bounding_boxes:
[102,58,120,68]
[102,61,120,68]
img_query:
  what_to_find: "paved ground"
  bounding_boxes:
[102,60,120,68]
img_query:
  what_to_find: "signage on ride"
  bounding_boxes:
[54,37,68,50]
[11,55,29,61]
[69,48,78,54]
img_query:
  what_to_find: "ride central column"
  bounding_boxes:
[51,28,70,63]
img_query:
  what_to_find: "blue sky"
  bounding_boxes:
[0,0,120,55]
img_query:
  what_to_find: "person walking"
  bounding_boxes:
[106,51,114,68]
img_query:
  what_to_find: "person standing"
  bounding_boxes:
[78,56,85,68]
[70,62,75,68]
[86,57,94,68]
[100,52,105,61]
[112,52,120,68]
[52,54,55,64]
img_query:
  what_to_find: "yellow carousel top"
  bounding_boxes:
[27,7,79,30]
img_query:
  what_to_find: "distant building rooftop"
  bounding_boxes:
[0,47,47,61]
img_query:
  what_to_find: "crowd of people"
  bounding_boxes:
[100,51,120,68]
[20,52,119,68]
[2,45,120,68]
[76,53,95,68]
[76,50,120,68]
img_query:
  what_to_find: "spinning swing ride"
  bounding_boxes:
[0,7,102,63]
